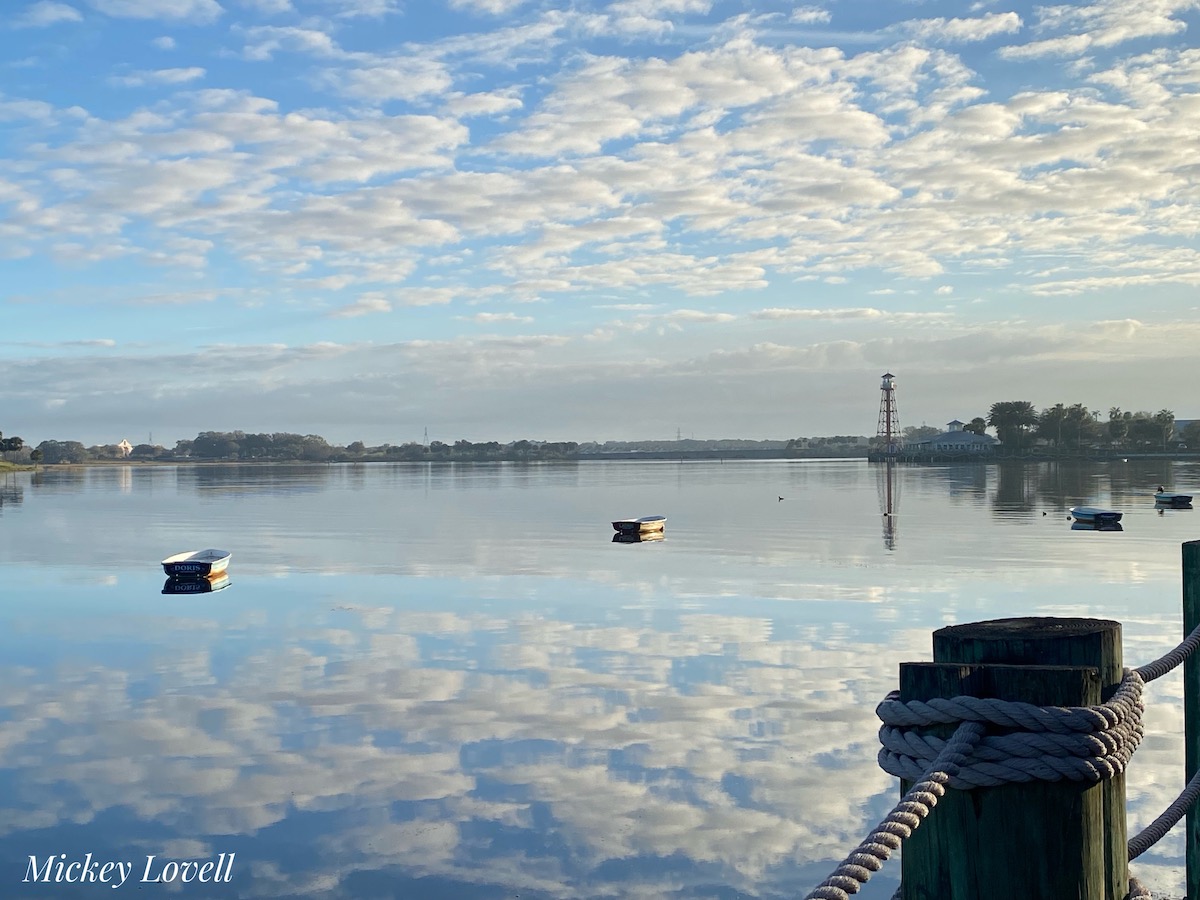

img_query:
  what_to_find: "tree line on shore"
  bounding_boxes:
[980,402,1187,451]
[854,403,1189,453]
[2,432,583,464]
[0,402,1194,466]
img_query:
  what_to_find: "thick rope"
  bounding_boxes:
[876,668,1145,789]
[1134,620,1200,683]
[803,722,984,900]
[1128,766,1200,861]
[804,624,1200,900]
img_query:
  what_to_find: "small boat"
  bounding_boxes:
[1155,488,1194,506]
[1069,507,1122,525]
[612,531,665,544]
[612,515,666,534]
[162,573,231,594]
[161,548,232,578]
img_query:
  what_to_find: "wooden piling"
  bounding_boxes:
[1184,540,1200,900]
[898,617,1126,900]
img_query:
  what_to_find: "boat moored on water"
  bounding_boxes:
[1155,487,1193,507]
[612,515,666,534]
[161,549,232,578]
[1069,507,1123,526]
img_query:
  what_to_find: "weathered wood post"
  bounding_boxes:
[1184,540,1200,900]
[898,617,1126,899]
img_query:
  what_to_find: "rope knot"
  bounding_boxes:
[875,668,1145,789]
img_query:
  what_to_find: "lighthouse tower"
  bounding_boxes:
[876,372,901,456]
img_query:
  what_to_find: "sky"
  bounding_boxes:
[2,0,1199,449]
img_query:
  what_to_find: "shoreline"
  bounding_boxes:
[6,450,1200,471]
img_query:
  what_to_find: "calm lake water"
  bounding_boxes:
[2,458,1199,899]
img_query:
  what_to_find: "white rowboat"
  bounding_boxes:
[161,549,232,578]
[612,515,666,534]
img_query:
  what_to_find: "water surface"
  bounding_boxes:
[1,459,1197,898]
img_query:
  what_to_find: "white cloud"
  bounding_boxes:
[238,0,292,12]
[320,59,455,102]
[790,7,831,26]
[459,311,534,324]
[447,0,529,14]
[86,0,223,23]
[899,12,1023,44]
[999,0,1200,60]
[321,0,400,17]
[659,308,737,325]
[236,24,343,60]
[444,90,523,118]
[752,307,889,321]
[393,288,458,307]
[425,12,573,68]
[329,296,391,317]
[0,338,116,348]
[13,1,83,27]
[110,67,207,87]
[605,0,714,36]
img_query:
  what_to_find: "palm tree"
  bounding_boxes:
[1064,404,1098,449]
[987,401,1038,451]
[1154,409,1176,451]
[1108,407,1129,448]
[1037,403,1068,449]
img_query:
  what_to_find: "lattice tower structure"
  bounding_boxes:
[876,372,901,455]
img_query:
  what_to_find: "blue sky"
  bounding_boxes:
[2,0,1199,448]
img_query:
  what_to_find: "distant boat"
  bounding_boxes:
[612,531,665,544]
[161,548,232,578]
[612,515,666,534]
[1069,507,1122,526]
[1155,488,1193,507]
[162,573,231,594]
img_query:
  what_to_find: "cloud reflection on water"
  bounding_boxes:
[0,599,922,899]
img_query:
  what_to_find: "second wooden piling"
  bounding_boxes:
[898,617,1127,900]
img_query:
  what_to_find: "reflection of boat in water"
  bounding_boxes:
[162,573,231,594]
[1071,521,1124,532]
[1155,488,1193,507]
[612,515,666,534]
[161,548,231,577]
[612,531,665,544]
[1069,507,1122,526]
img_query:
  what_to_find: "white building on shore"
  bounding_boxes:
[908,420,998,454]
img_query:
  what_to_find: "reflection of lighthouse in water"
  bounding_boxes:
[875,373,902,549]
[879,459,898,549]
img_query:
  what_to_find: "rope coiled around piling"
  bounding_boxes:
[803,621,1200,900]
[804,669,1148,900]
[876,668,1146,789]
